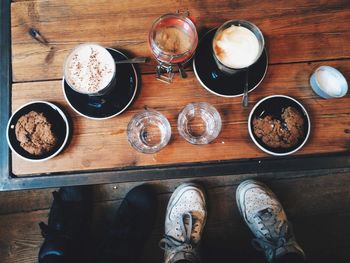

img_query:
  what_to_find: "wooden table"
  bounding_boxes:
[1,0,350,190]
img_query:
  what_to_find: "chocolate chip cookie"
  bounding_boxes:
[253,106,305,148]
[15,111,57,155]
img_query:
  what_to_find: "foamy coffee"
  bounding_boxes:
[64,44,116,95]
[213,24,260,69]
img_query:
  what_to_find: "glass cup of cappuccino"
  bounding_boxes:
[63,43,116,96]
[148,12,198,83]
[212,20,265,74]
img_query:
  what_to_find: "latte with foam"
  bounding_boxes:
[64,44,115,95]
[213,25,260,69]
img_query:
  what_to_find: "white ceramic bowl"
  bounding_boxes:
[248,95,311,156]
[7,101,70,162]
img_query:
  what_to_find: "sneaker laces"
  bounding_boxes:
[251,208,292,259]
[159,212,199,261]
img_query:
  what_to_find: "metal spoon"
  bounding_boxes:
[242,68,249,107]
[115,57,149,64]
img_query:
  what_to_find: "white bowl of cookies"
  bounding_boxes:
[6,101,70,162]
[248,95,311,156]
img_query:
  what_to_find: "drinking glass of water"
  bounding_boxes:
[127,109,171,153]
[177,102,222,144]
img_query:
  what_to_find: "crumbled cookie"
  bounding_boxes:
[15,111,57,156]
[253,106,305,149]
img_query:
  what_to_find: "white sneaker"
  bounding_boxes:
[160,183,207,263]
[236,180,305,263]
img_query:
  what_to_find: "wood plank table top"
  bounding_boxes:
[10,0,350,176]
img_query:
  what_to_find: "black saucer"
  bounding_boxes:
[193,28,268,97]
[63,48,138,120]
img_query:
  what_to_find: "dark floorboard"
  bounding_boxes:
[0,168,349,263]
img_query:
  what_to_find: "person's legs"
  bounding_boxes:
[40,255,66,263]
[236,180,305,263]
[96,184,157,263]
[275,253,305,263]
[38,186,92,263]
[159,183,207,263]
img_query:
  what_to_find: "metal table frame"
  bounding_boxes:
[1,0,349,191]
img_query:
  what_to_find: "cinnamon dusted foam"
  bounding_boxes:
[64,44,115,94]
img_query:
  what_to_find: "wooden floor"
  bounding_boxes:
[0,169,349,263]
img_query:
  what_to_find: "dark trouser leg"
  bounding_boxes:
[38,186,92,263]
[41,255,66,263]
[97,185,157,263]
[275,253,305,263]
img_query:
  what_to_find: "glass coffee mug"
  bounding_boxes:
[212,20,265,75]
[148,12,198,83]
[63,43,116,96]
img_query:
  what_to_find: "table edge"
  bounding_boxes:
[0,0,12,191]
